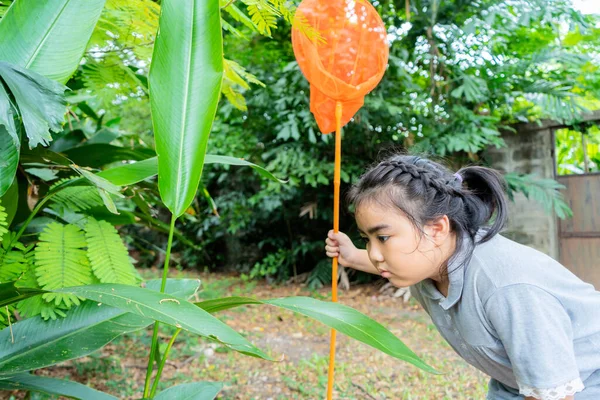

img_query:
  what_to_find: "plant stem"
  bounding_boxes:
[143,214,177,398]
[149,328,182,397]
[12,193,55,244]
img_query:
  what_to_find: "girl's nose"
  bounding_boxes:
[368,245,384,264]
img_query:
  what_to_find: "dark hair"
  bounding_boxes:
[347,154,508,272]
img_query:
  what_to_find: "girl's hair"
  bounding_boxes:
[347,154,508,271]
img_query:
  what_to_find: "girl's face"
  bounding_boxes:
[355,201,451,287]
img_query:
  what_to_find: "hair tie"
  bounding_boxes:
[454,172,463,184]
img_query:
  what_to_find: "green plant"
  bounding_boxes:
[0,1,437,399]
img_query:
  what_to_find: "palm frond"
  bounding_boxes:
[505,173,573,219]
[85,218,139,285]
[34,223,93,308]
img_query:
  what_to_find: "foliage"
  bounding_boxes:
[555,125,600,174]
[0,1,438,399]
[504,173,573,219]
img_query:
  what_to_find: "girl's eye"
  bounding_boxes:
[361,236,369,244]
[378,236,390,243]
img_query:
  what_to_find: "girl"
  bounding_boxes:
[325,154,600,400]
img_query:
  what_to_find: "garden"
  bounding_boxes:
[0,0,598,399]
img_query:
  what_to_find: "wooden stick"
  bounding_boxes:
[327,101,343,400]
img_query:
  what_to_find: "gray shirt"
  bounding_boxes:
[411,233,600,400]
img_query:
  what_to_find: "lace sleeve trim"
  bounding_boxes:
[519,377,584,400]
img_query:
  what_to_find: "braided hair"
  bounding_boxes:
[348,155,508,271]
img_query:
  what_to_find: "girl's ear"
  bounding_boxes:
[424,215,451,245]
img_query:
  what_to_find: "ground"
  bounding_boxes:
[2,270,488,399]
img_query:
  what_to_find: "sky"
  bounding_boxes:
[572,0,598,15]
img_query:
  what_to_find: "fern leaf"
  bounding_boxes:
[35,223,93,307]
[268,0,293,24]
[91,0,159,61]
[224,59,265,88]
[222,2,259,32]
[0,200,8,239]
[291,12,327,45]
[0,244,29,283]
[85,218,138,285]
[51,185,104,212]
[16,248,68,320]
[244,0,279,37]
[222,83,248,112]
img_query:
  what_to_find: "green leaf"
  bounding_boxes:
[24,167,60,182]
[35,222,93,307]
[0,126,17,197]
[196,296,438,374]
[0,0,106,84]
[0,279,199,376]
[97,155,285,188]
[0,82,18,197]
[97,157,158,186]
[71,165,122,196]
[0,201,7,239]
[0,61,67,148]
[0,281,45,308]
[53,284,271,360]
[85,218,138,285]
[0,373,117,399]
[154,382,223,400]
[62,144,154,168]
[205,155,286,183]
[0,79,17,143]
[149,0,224,217]
[1,170,18,229]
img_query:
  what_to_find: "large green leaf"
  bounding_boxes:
[62,144,155,168]
[0,126,18,197]
[0,61,67,148]
[54,284,270,360]
[196,296,438,374]
[0,281,45,308]
[0,373,117,399]
[149,0,224,217]
[204,155,286,183]
[0,82,18,196]
[0,0,106,84]
[0,179,18,227]
[0,279,200,376]
[96,155,284,187]
[97,157,158,186]
[154,382,223,400]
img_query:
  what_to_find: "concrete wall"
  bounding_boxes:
[484,125,559,259]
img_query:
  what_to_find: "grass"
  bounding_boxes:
[1,270,488,399]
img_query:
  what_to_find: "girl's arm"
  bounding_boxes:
[325,231,380,275]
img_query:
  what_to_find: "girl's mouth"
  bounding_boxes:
[381,271,392,279]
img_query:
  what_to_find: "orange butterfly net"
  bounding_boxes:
[291,1,389,398]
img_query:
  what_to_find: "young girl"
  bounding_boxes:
[325,154,600,400]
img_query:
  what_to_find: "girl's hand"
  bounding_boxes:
[325,230,359,267]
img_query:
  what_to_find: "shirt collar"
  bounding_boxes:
[419,234,475,310]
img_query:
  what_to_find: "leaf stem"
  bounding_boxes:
[12,193,55,244]
[149,328,182,397]
[143,213,177,397]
